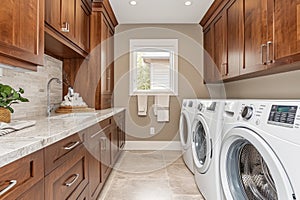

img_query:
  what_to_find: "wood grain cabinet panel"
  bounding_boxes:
[44,132,84,175]
[226,0,243,79]
[0,0,44,70]
[45,0,91,58]
[242,0,268,74]
[203,27,216,83]
[272,0,300,63]
[0,150,44,200]
[45,146,88,200]
[212,12,227,81]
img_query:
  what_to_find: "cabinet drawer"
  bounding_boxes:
[16,180,44,200]
[45,146,88,200]
[0,150,44,200]
[99,118,112,130]
[45,133,84,175]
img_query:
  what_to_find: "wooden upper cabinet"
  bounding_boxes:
[242,0,268,74]
[76,0,90,52]
[203,27,215,83]
[45,0,91,58]
[212,12,227,81]
[45,0,76,40]
[0,0,44,70]
[201,0,300,82]
[61,0,76,40]
[272,0,300,63]
[226,0,242,78]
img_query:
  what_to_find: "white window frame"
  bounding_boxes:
[129,39,178,96]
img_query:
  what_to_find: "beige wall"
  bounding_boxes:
[113,24,211,141]
[0,55,62,119]
[224,70,300,99]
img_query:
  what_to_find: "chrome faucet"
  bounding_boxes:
[47,78,62,117]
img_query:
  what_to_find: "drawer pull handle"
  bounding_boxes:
[64,174,79,187]
[63,141,80,150]
[0,180,17,196]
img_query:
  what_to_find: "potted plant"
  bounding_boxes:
[0,83,29,123]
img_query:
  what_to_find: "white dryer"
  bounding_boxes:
[192,100,225,200]
[220,100,300,200]
[179,99,197,173]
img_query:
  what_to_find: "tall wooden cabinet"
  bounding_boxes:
[201,0,300,82]
[89,0,118,110]
[0,0,44,71]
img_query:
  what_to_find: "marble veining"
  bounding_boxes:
[0,107,125,167]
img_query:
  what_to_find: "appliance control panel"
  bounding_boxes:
[267,105,298,128]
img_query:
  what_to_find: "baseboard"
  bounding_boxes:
[124,141,181,151]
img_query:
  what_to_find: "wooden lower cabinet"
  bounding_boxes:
[16,180,44,200]
[0,150,44,200]
[45,145,88,200]
[0,112,125,200]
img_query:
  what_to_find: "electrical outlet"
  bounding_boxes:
[150,127,155,135]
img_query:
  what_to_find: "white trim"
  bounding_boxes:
[124,141,181,151]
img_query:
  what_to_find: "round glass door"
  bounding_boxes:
[192,115,211,173]
[227,140,278,200]
[179,111,191,149]
[220,128,295,200]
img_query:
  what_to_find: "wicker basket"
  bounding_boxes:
[0,107,11,123]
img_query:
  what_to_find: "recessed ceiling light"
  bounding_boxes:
[184,1,192,6]
[129,0,137,6]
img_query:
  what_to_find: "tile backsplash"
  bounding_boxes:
[0,55,63,119]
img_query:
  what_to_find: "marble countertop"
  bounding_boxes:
[0,107,125,168]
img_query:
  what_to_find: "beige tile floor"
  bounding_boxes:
[98,150,205,200]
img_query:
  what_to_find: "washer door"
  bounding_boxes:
[192,115,212,174]
[220,128,295,200]
[179,110,192,150]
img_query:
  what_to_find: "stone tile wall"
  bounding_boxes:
[0,55,63,119]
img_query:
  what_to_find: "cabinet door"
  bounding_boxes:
[84,124,103,200]
[61,0,76,40]
[273,0,300,62]
[101,127,112,182]
[76,0,90,52]
[242,0,268,74]
[226,0,243,79]
[203,27,215,83]
[213,12,227,81]
[0,0,44,69]
[45,0,61,31]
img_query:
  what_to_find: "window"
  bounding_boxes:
[130,39,178,95]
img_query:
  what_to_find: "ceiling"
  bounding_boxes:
[108,0,214,24]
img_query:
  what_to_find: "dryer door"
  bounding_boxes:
[179,110,192,150]
[220,127,295,200]
[192,115,212,174]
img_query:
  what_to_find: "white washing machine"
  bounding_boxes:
[179,99,198,173]
[220,100,300,200]
[192,100,225,200]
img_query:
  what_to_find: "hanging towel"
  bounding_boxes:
[137,95,148,116]
[155,95,170,122]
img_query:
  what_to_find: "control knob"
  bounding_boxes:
[241,106,253,120]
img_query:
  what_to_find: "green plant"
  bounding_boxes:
[0,84,29,113]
